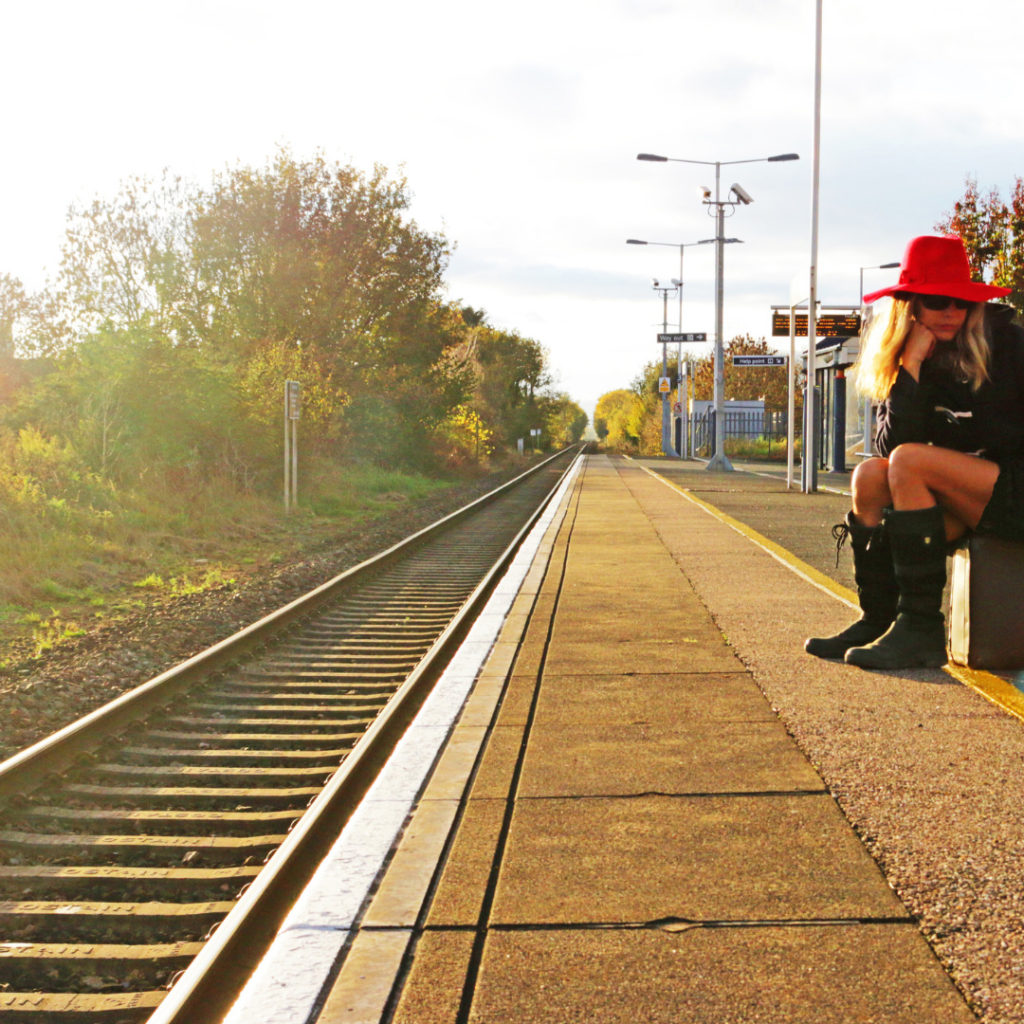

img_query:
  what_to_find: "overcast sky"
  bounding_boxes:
[1,0,1021,418]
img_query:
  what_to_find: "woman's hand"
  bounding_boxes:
[899,320,936,380]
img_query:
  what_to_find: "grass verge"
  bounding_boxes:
[0,455,503,668]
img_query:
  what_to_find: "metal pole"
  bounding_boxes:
[804,0,823,493]
[859,267,871,455]
[283,384,290,512]
[787,302,798,489]
[291,418,298,510]
[660,287,674,457]
[677,246,684,331]
[833,370,846,472]
[707,161,732,472]
[677,245,685,459]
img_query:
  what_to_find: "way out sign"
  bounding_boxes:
[733,354,787,367]
[658,332,707,343]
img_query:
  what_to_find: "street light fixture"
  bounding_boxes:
[627,236,738,459]
[637,150,799,471]
[859,261,901,306]
[626,237,716,332]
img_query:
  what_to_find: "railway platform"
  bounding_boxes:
[236,453,1024,1023]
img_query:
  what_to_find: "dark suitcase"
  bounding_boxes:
[949,536,1024,669]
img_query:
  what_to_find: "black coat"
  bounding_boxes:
[875,303,1024,465]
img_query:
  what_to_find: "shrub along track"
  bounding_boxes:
[0,448,579,1023]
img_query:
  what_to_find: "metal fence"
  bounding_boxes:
[688,408,795,458]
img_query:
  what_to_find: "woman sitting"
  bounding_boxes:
[805,235,1024,670]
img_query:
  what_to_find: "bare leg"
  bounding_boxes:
[850,457,891,527]
[887,443,999,539]
[844,444,999,670]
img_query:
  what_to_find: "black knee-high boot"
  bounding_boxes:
[805,512,898,660]
[844,506,947,670]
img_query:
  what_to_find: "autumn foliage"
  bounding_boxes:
[936,176,1024,312]
[596,335,797,454]
[0,150,587,496]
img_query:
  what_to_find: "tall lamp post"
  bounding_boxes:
[651,278,680,456]
[637,150,799,471]
[627,237,717,458]
[857,261,900,455]
[626,237,715,333]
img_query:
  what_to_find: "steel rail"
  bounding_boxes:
[0,447,579,800]
[146,447,583,1024]
[0,445,582,1022]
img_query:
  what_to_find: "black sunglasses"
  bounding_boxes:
[918,294,971,311]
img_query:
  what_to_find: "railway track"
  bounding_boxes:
[0,447,581,1023]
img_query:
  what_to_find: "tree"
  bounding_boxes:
[8,326,254,487]
[44,150,480,469]
[690,334,791,408]
[594,389,639,448]
[471,326,551,445]
[541,393,587,447]
[4,152,583,486]
[627,362,665,455]
[182,152,451,368]
[936,176,1024,311]
[0,274,26,359]
[59,172,194,339]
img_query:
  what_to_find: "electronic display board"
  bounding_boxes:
[771,312,861,338]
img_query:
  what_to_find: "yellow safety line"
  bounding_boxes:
[943,662,1024,724]
[636,460,1024,726]
[637,462,857,611]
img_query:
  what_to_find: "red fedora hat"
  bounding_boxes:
[862,235,1011,305]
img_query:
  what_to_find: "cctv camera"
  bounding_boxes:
[698,185,712,200]
[653,278,659,287]
[730,183,754,205]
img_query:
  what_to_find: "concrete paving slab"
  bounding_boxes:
[467,725,521,800]
[543,638,742,675]
[362,796,460,927]
[469,638,518,677]
[518,719,825,796]
[555,578,701,604]
[420,726,489,799]
[505,639,544,678]
[488,672,536,728]
[562,555,677,577]
[550,616,714,645]
[390,930,475,1024]
[471,926,976,1023]
[530,671,779,724]
[426,799,506,928]
[456,680,505,728]
[492,794,907,924]
[552,589,708,626]
[315,929,411,1024]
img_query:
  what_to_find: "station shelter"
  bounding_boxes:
[775,308,868,476]
[803,336,869,473]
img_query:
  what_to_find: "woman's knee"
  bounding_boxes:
[887,443,943,494]
[852,457,890,498]
[887,443,929,477]
[851,457,891,519]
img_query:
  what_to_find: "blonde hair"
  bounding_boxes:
[855,296,990,401]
